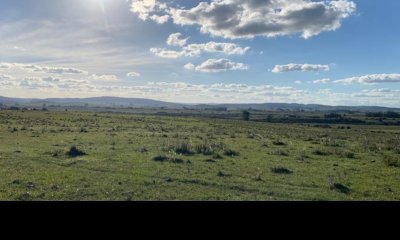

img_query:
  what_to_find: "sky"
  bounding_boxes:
[0,0,399,107]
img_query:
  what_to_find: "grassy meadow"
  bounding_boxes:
[0,110,399,201]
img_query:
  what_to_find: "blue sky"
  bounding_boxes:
[0,0,399,107]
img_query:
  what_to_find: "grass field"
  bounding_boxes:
[0,110,399,201]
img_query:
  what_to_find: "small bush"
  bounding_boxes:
[52,149,64,157]
[195,141,215,155]
[344,152,356,159]
[273,140,286,146]
[67,146,86,158]
[153,151,188,164]
[171,141,193,155]
[153,155,168,162]
[224,149,239,157]
[313,149,331,156]
[217,171,231,177]
[330,183,351,194]
[271,167,293,174]
[275,148,289,156]
[383,155,400,167]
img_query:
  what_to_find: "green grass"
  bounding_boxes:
[0,110,399,201]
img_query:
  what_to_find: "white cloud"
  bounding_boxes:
[313,78,331,84]
[188,58,248,73]
[184,63,195,70]
[39,66,88,75]
[0,63,11,69]
[90,74,119,81]
[0,74,13,80]
[150,48,185,59]
[151,35,250,58]
[168,0,356,39]
[335,74,400,84]
[150,14,170,24]
[13,46,27,51]
[127,72,141,78]
[183,42,250,56]
[167,32,189,47]
[129,0,168,23]
[272,64,330,73]
[0,63,88,75]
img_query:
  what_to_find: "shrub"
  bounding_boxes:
[153,151,188,164]
[275,148,289,156]
[383,155,400,167]
[330,183,351,194]
[195,140,215,155]
[312,149,331,156]
[344,152,356,159]
[271,167,293,174]
[242,110,250,121]
[172,141,193,155]
[52,149,64,157]
[273,140,286,146]
[217,171,231,177]
[224,149,239,157]
[153,155,168,162]
[67,146,87,158]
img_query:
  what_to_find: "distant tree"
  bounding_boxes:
[242,110,250,121]
[366,112,384,118]
[385,111,400,118]
[324,113,342,119]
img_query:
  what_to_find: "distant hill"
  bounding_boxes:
[0,96,399,112]
[0,96,184,109]
[204,103,400,112]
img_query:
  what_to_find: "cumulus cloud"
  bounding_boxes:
[186,58,248,72]
[90,74,119,81]
[272,64,330,73]
[0,63,88,75]
[167,32,189,47]
[151,33,250,59]
[168,0,356,39]
[127,72,141,78]
[0,63,12,69]
[0,74,13,80]
[38,66,88,75]
[313,78,331,84]
[129,0,169,24]
[151,42,249,58]
[184,42,250,56]
[150,48,184,59]
[353,88,400,98]
[335,74,400,84]
[184,63,195,70]
[8,76,92,90]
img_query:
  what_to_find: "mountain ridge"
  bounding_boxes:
[0,96,399,112]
